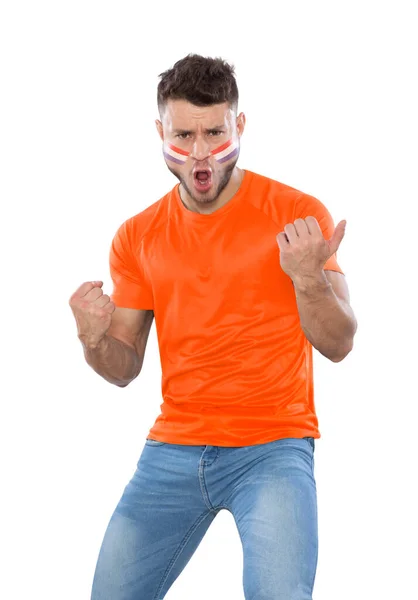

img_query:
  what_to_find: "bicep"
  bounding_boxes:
[107,306,154,361]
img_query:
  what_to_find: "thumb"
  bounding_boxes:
[328,220,346,256]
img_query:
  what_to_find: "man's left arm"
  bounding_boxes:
[277,215,358,363]
[293,268,357,362]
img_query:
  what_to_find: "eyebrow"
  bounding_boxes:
[172,125,225,134]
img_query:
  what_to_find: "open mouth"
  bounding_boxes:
[193,169,213,191]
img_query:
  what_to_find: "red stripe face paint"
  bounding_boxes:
[163,138,239,165]
[163,143,191,165]
[210,139,239,163]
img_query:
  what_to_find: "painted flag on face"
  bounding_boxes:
[211,139,239,163]
[163,143,190,165]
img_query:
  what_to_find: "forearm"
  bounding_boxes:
[293,270,357,362]
[79,334,141,387]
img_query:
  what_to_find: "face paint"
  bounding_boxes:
[211,139,239,163]
[163,142,191,165]
[163,138,238,165]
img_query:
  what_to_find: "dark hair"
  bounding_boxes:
[157,54,239,114]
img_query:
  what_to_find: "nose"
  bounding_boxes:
[190,135,211,161]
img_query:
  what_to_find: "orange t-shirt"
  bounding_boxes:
[109,170,343,446]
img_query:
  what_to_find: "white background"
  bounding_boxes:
[1,1,417,598]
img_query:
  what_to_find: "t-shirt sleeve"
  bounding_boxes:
[294,193,344,275]
[109,219,154,310]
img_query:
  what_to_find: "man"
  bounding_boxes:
[70,54,357,600]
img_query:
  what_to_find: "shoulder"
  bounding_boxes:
[114,187,174,246]
[246,170,339,240]
[293,191,335,222]
[252,171,333,216]
[245,170,301,196]
[244,170,308,225]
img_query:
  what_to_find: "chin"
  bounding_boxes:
[166,158,237,204]
[192,189,219,204]
[194,197,216,205]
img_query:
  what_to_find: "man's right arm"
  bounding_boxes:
[80,307,154,387]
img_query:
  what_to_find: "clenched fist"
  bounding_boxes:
[276,216,346,282]
[69,281,116,349]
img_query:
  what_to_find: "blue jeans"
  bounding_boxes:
[91,436,318,600]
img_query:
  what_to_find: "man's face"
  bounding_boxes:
[156,100,245,206]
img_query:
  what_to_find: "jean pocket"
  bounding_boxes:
[145,438,167,446]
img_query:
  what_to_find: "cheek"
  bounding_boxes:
[211,138,239,164]
[163,142,191,166]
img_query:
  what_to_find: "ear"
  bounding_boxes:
[155,119,164,141]
[236,112,246,138]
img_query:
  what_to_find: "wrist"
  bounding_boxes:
[78,333,107,351]
[292,270,332,294]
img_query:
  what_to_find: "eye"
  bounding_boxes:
[208,130,223,136]
[176,133,191,140]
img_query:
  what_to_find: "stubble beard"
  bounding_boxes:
[166,156,239,206]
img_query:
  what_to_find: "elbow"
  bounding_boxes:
[331,318,357,362]
[114,376,135,388]
[114,369,142,388]
[331,353,347,363]
[330,339,354,363]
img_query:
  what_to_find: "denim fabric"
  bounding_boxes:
[91,436,317,600]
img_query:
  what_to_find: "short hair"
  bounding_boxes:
[157,54,239,115]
